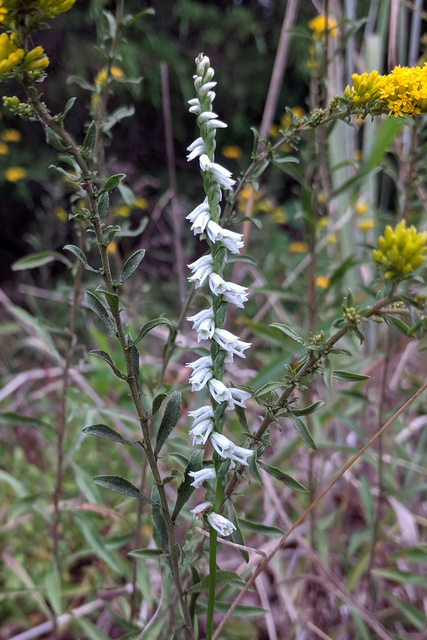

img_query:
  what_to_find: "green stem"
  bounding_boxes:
[206,469,225,640]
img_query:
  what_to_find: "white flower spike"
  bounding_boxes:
[190,501,212,519]
[210,432,253,465]
[207,512,236,537]
[188,467,216,488]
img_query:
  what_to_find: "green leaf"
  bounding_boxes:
[196,599,266,617]
[0,412,52,430]
[74,514,123,573]
[291,400,324,416]
[117,183,135,205]
[151,486,168,553]
[127,548,163,559]
[152,393,168,415]
[83,424,138,446]
[134,317,176,345]
[390,546,427,564]
[63,96,76,117]
[323,357,333,389]
[98,173,126,196]
[258,461,308,491]
[226,501,249,563]
[44,562,61,617]
[172,449,204,521]
[187,570,245,594]
[98,192,109,223]
[116,249,146,286]
[97,289,120,314]
[130,342,140,392]
[94,475,155,505]
[82,121,97,155]
[247,453,263,484]
[332,370,370,382]
[270,322,304,343]
[239,518,284,536]
[44,125,65,151]
[75,618,111,640]
[154,391,181,457]
[84,291,115,331]
[386,315,414,337]
[288,413,317,450]
[64,244,99,272]
[49,164,80,182]
[88,350,126,379]
[11,250,72,271]
[372,568,427,588]
[124,7,155,27]
[382,591,425,630]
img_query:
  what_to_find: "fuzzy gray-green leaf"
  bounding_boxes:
[83,424,137,446]
[94,475,155,505]
[85,291,115,331]
[64,245,99,272]
[155,391,181,457]
[116,249,146,286]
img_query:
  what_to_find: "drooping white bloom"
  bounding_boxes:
[187,136,207,161]
[208,378,232,404]
[206,220,244,254]
[186,199,211,235]
[198,111,218,124]
[198,81,217,97]
[210,432,253,465]
[187,307,215,341]
[206,512,236,537]
[199,154,235,190]
[190,501,212,519]
[187,254,214,287]
[188,405,215,445]
[188,467,216,488]
[188,98,202,115]
[187,355,214,391]
[206,119,227,129]
[213,328,251,359]
[208,272,229,296]
[222,282,249,308]
[227,387,252,410]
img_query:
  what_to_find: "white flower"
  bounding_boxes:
[187,136,207,161]
[207,512,236,537]
[208,272,229,296]
[227,387,252,410]
[186,199,211,235]
[208,378,232,404]
[196,54,211,76]
[206,220,244,254]
[206,119,227,129]
[222,282,249,308]
[210,432,253,465]
[198,111,218,124]
[190,501,212,519]
[213,328,251,359]
[188,98,201,115]
[199,154,235,190]
[187,307,215,341]
[188,417,214,445]
[188,467,216,488]
[198,81,217,97]
[187,254,214,287]
[187,355,214,391]
[188,405,215,445]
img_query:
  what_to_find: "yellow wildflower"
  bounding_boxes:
[134,196,148,209]
[1,129,20,142]
[289,241,307,253]
[308,15,339,41]
[280,106,305,131]
[95,65,124,87]
[379,63,427,117]
[358,219,375,231]
[269,207,287,224]
[0,0,74,27]
[0,142,8,154]
[221,145,242,160]
[317,191,328,204]
[38,0,76,18]
[316,217,328,230]
[353,149,363,161]
[116,205,131,218]
[327,233,338,244]
[107,241,118,255]
[355,201,368,215]
[23,46,49,71]
[54,206,67,222]
[256,199,273,213]
[0,33,25,76]
[373,219,427,280]
[5,166,26,181]
[269,124,279,138]
[315,275,330,289]
[345,69,383,106]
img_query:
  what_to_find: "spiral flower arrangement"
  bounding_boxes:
[186,54,253,537]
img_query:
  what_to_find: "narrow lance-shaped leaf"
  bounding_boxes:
[333,370,370,382]
[152,393,168,415]
[151,486,169,553]
[94,475,155,505]
[258,461,308,492]
[227,500,248,563]
[83,121,97,155]
[291,400,324,416]
[83,424,139,446]
[270,322,304,343]
[97,289,120,314]
[11,251,72,271]
[88,350,126,379]
[116,249,146,286]
[98,192,109,223]
[288,413,317,450]
[98,173,126,196]
[187,570,245,594]
[172,449,204,521]
[49,164,80,182]
[134,317,176,345]
[64,244,99,272]
[84,291,115,331]
[155,391,181,457]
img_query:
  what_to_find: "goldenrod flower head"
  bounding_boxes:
[355,200,368,215]
[116,205,131,218]
[134,196,148,209]
[5,166,26,181]
[316,217,328,230]
[23,46,49,71]
[346,69,383,105]
[38,0,76,18]
[0,141,8,154]
[0,32,24,76]
[0,0,75,28]
[221,145,242,160]
[95,65,124,87]
[289,241,307,253]
[358,219,375,231]
[107,240,118,255]
[269,206,287,224]
[54,206,67,222]
[373,220,427,280]
[1,128,20,142]
[327,233,338,245]
[315,275,330,289]
[379,63,427,117]
[308,15,338,41]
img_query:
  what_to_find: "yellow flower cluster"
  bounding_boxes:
[308,15,339,41]
[0,0,75,26]
[346,63,427,117]
[373,220,427,281]
[0,32,48,76]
